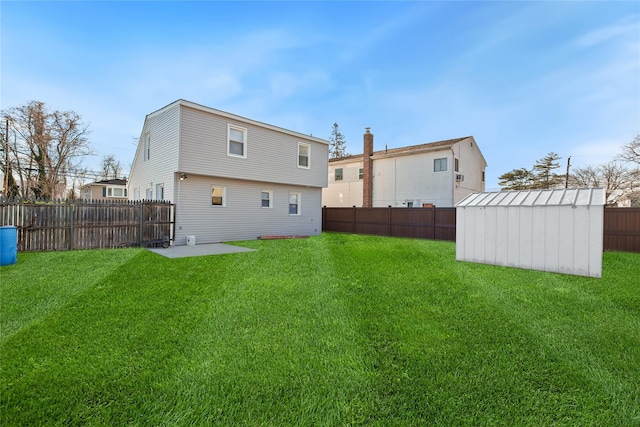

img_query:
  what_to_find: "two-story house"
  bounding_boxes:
[128,99,329,245]
[322,129,487,208]
[79,178,128,200]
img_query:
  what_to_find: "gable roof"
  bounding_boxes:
[329,136,478,163]
[146,99,329,145]
[80,178,127,189]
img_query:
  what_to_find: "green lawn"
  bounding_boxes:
[1,233,639,426]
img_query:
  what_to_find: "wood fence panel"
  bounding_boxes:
[0,198,174,252]
[323,206,639,252]
[323,206,457,242]
[604,207,640,253]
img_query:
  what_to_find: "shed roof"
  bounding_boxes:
[456,188,606,207]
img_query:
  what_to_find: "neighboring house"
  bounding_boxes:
[322,129,487,208]
[79,178,128,200]
[127,99,329,245]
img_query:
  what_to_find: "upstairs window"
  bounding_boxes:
[228,125,247,158]
[434,158,447,172]
[359,168,364,180]
[335,168,343,181]
[482,170,486,182]
[298,142,310,169]
[143,132,150,161]
[212,186,226,207]
[454,158,460,173]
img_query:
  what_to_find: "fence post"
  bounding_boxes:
[139,201,144,246]
[322,205,326,232]
[432,204,436,240]
[69,203,74,250]
[352,205,356,233]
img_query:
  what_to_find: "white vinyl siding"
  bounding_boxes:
[179,106,328,188]
[128,102,180,204]
[227,124,247,158]
[175,176,321,244]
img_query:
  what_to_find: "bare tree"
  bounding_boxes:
[99,154,123,180]
[571,161,638,205]
[618,134,640,165]
[2,101,92,198]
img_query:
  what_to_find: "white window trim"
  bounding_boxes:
[211,186,227,207]
[454,157,460,173]
[106,186,128,198]
[261,190,273,209]
[297,142,310,169]
[227,124,247,159]
[434,158,448,173]
[289,192,301,216]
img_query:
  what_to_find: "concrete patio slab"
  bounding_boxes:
[147,243,256,259]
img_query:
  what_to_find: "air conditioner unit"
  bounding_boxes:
[455,174,464,182]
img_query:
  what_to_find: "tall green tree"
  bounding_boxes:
[498,168,536,190]
[329,123,349,159]
[533,152,562,189]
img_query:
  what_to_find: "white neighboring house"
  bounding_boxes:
[128,99,329,245]
[322,130,487,208]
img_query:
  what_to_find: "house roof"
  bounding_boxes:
[329,136,478,163]
[80,178,127,189]
[456,188,606,207]
[146,99,330,145]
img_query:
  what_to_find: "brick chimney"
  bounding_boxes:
[363,127,374,207]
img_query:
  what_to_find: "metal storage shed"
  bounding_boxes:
[456,188,606,278]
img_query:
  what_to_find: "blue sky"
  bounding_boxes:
[2,1,639,190]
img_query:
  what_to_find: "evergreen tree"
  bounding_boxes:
[533,152,562,189]
[329,123,349,159]
[498,168,536,190]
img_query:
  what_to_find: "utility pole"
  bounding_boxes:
[3,117,9,197]
[565,156,571,189]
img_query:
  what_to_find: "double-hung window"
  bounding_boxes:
[298,142,310,169]
[434,158,447,172]
[454,158,460,173]
[335,168,343,181]
[212,186,226,207]
[261,190,273,208]
[289,192,301,215]
[359,168,364,180]
[228,124,247,158]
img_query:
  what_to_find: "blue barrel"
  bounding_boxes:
[0,226,17,266]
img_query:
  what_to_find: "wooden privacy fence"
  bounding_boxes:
[604,207,640,253]
[322,206,457,241]
[323,206,640,253]
[0,198,175,252]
